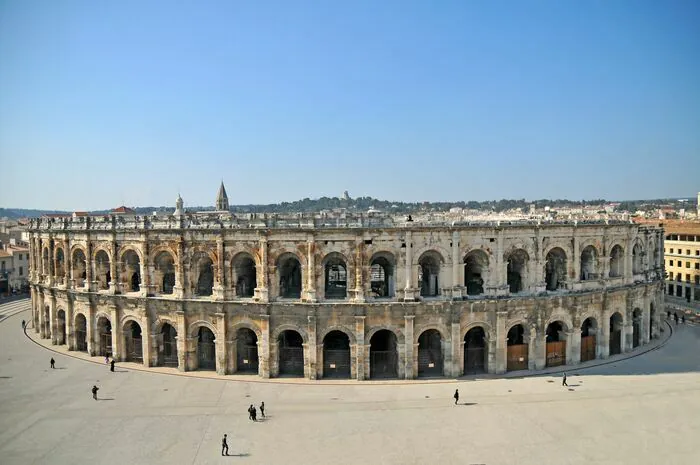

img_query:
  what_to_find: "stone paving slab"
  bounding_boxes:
[1,301,699,465]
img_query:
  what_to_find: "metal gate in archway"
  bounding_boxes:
[75,329,88,352]
[370,350,397,378]
[418,347,443,377]
[198,341,216,370]
[162,340,178,367]
[506,344,528,371]
[100,333,113,357]
[546,341,566,367]
[633,322,641,348]
[580,335,596,362]
[279,347,304,376]
[323,349,351,378]
[610,330,622,355]
[464,347,486,374]
[125,337,143,362]
[236,343,259,373]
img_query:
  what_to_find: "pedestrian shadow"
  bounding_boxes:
[566,384,581,387]
[97,398,115,401]
[226,453,250,457]
[0,376,12,379]
[459,402,477,406]
[55,367,67,370]
[113,370,129,373]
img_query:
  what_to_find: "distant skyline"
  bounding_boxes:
[1,0,699,211]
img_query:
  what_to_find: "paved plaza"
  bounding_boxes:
[0,299,698,465]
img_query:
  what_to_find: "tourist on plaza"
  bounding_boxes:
[681,315,685,324]
[50,357,55,369]
[105,355,109,364]
[248,404,254,421]
[110,359,115,372]
[454,389,459,405]
[260,401,265,418]
[562,372,568,387]
[21,320,25,329]
[667,310,671,319]
[92,385,99,400]
[251,405,258,421]
[674,312,679,325]
[221,434,229,456]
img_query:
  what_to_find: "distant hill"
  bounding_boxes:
[0,196,694,220]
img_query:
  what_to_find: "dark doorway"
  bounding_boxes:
[370,254,394,298]
[195,257,214,296]
[580,317,597,362]
[124,321,143,363]
[464,251,488,295]
[609,312,623,355]
[506,249,528,293]
[236,328,259,374]
[419,253,440,297]
[75,314,87,352]
[233,254,257,298]
[278,330,304,376]
[324,256,347,299]
[97,317,112,357]
[632,308,642,348]
[545,248,567,291]
[506,325,528,371]
[464,327,487,374]
[158,323,178,367]
[197,327,216,370]
[370,330,398,379]
[279,256,302,298]
[323,330,351,378]
[57,310,66,345]
[545,321,566,367]
[649,303,655,340]
[417,329,443,377]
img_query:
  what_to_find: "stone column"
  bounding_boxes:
[66,296,74,350]
[451,322,461,376]
[351,240,365,302]
[175,310,186,371]
[141,240,153,296]
[601,312,610,358]
[568,329,581,364]
[49,294,57,344]
[355,316,366,380]
[625,235,633,283]
[495,311,507,374]
[572,234,580,282]
[258,314,270,378]
[306,315,317,380]
[63,239,70,288]
[141,309,153,366]
[305,239,318,302]
[215,312,227,375]
[528,326,540,370]
[87,302,96,356]
[173,239,185,298]
[213,239,225,300]
[254,237,269,302]
[38,292,46,338]
[110,304,121,360]
[493,230,507,295]
[451,231,463,300]
[403,231,417,301]
[404,315,415,379]
[84,241,92,291]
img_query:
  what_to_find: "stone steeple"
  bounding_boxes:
[216,181,229,211]
[174,193,184,216]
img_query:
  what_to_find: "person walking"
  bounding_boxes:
[251,405,257,422]
[105,355,109,364]
[453,389,459,405]
[562,372,568,387]
[248,404,254,421]
[21,320,25,329]
[674,312,679,325]
[221,434,229,456]
[110,360,115,372]
[681,315,685,324]
[92,385,99,400]
[50,357,55,369]
[260,402,266,418]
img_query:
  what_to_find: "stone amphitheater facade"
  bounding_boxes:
[28,209,665,380]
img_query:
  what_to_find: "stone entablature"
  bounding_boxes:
[28,219,665,380]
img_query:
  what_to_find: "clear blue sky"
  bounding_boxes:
[1,0,699,211]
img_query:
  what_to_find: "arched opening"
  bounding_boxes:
[632,308,642,348]
[580,317,597,362]
[580,245,598,281]
[193,253,214,297]
[419,252,441,297]
[42,248,49,275]
[649,303,655,340]
[464,327,487,374]
[157,323,178,367]
[154,251,175,295]
[72,249,87,287]
[124,321,143,363]
[506,249,528,294]
[506,325,528,371]
[322,330,351,378]
[545,248,567,291]
[75,314,87,352]
[632,244,644,275]
[232,253,256,298]
[235,328,259,374]
[55,248,65,282]
[196,327,216,370]
[464,250,488,296]
[95,250,111,290]
[121,250,141,292]
[417,329,443,377]
[609,312,623,355]
[277,330,304,376]
[97,317,112,357]
[43,305,50,337]
[545,321,567,367]
[370,253,395,298]
[56,309,66,345]
[278,255,302,298]
[370,329,398,379]
[609,245,624,278]
[324,254,347,299]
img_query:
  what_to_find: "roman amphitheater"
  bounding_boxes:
[27,188,665,380]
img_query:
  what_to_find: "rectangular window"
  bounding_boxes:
[696,250,699,256]
[687,250,691,255]
[676,285,683,296]
[696,263,699,270]
[19,266,23,276]
[669,260,674,267]
[668,284,674,294]
[677,275,682,282]
[695,276,699,285]
[669,249,674,254]
[686,274,691,282]
[687,262,691,268]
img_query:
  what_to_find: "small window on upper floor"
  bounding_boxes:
[687,250,691,255]
[669,260,674,266]
[687,262,691,268]
[669,248,674,254]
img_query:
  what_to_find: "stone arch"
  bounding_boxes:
[580,316,598,362]
[369,328,400,379]
[191,251,214,297]
[463,249,489,295]
[580,244,599,281]
[366,325,405,345]
[194,325,217,371]
[545,247,568,291]
[277,328,305,377]
[319,325,357,346]
[505,248,530,293]
[417,328,445,377]
[231,251,257,298]
[545,319,569,367]
[608,243,625,278]
[54,247,65,279]
[230,320,264,341]
[154,319,179,368]
[632,242,644,275]
[276,251,303,299]
[74,312,88,352]
[149,244,178,265]
[632,307,643,348]
[321,251,349,299]
[95,314,113,357]
[418,249,444,297]
[94,249,111,290]
[153,250,176,294]
[271,323,309,344]
[121,249,141,292]
[464,325,489,374]
[322,329,352,378]
[71,247,87,286]
[188,320,219,340]
[152,317,177,336]
[56,308,66,345]
[369,251,396,298]
[122,318,144,362]
[119,245,144,264]
[461,321,494,341]
[609,311,624,355]
[187,245,217,266]
[92,245,113,263]
[505,321,531,372]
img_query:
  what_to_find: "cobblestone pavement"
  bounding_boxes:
[1,300,698,465]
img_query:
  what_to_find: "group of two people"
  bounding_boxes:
[248,402,265,421]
